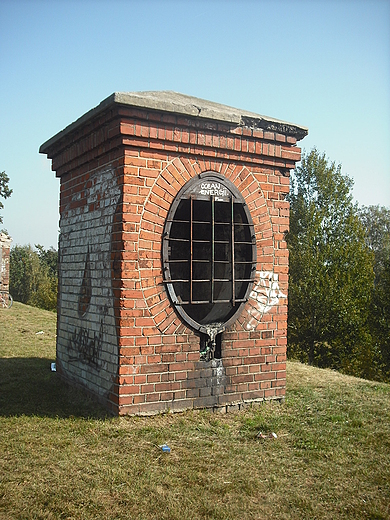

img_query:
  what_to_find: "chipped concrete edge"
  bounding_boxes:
[40,90,308,154]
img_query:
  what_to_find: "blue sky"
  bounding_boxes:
[1,0,389,249]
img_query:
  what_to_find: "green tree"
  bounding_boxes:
[359,205,390,280]
[10,245,58,311]
[0,170,12,224]
[359,205,390,380]
[370,257,390,379]
[9,245,32,304]
[286,149,375,378]
[35,244,58,278]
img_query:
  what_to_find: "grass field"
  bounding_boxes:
[1,303,389,519]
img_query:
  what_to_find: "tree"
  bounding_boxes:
[0,170,12,224]
[358,205,390,281]
[286,149,375,377]
[9,245,32,304]
[9,245,58,311]
[370,256,390,379]
[359,205,390,379]
[35,244,58,278]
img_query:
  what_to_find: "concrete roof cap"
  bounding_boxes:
[40,91,308,153]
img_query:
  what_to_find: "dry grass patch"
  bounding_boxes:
[1,304,389,519]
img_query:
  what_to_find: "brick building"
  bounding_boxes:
[0,232,12,297]
[40,91,307,415]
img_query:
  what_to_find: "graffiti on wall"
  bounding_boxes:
[69,320,104,369]
[246,271,287,330]
[58,167,121,387]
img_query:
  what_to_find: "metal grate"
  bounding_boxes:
[165,196,254,305]
[162,173,256,334]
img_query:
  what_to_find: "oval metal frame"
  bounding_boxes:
[162,171,257,336]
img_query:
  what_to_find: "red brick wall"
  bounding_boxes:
[42,98,303,415]
[0,233,12,295]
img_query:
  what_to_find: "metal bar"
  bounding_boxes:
[231,197,235,305]
[192,278,228,282]
[176,298,247,305]
[211,196,215,303]
[176,300,215,305]
[171,278,255,283]
[190,196,193,304]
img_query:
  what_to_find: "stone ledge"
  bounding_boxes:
[40,91,308,155]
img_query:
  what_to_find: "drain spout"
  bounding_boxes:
[200,323,225,361]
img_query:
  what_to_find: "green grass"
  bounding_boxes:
[1,303,389,519]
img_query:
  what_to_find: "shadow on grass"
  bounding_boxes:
[0,357,109,419]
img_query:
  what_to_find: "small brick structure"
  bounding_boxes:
[40,91,307,415]
[0,232,12,298]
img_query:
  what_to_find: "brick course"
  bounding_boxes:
[40,91,307,415]
[0,233,12,297]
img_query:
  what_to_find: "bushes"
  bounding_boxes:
[10,245,58,311]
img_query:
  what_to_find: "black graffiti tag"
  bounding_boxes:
[69,320,103,369]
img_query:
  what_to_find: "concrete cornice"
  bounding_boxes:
[40,91,308,154]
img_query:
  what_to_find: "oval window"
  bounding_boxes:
[162,172,256,343]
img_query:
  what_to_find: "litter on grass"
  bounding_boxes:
[257,431,277,440]
[159,444,171,453]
